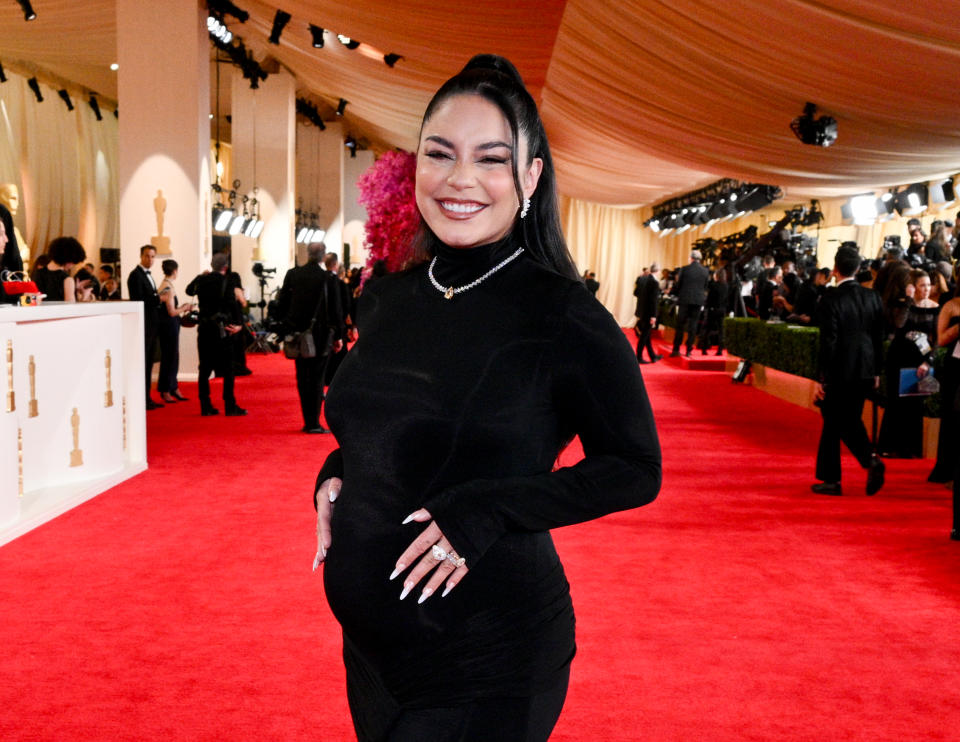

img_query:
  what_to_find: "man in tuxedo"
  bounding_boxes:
[126,245,164,409]
[276,244,344,433]
[812,245,885,496]
[635,262,661,364]
[185,253,247,417]
[670,250,709,357]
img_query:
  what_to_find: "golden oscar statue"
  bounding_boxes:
[0,184,29,266]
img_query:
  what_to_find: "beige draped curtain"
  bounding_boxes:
[0,69,119,266]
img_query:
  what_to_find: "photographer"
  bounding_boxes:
[276,243,344,433]
[185,253,246,417]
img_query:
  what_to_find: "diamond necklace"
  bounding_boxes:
[427,246,525,300]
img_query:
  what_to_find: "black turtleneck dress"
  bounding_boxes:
[315,237,661,739]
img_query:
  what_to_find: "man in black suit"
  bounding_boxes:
[583,270,599,296]
[635,262,661,364]
[812,245,885,496]
[670,249,710,357]
[126,245,164,409]
[276,244,344,433]
[185,253,247,417]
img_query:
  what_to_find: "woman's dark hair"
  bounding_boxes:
[46,237,86,266]
[162,259,178,276]
[411,54,579,281]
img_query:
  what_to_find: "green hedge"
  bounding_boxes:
[722,317,820,380]
[723,317,946,416]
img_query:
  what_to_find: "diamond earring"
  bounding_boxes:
[520,197,531,219]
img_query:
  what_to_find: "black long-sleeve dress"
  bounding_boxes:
[313,236,661,740]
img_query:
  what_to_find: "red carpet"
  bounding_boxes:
[1,337,958,741]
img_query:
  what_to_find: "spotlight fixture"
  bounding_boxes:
[383,53,402,67]
[57,89,74,111]
[841,194,880,225]
[17,0,37,21]
[110,63,119,71]
[309,25,325,48]
[893,183,928,216]
[336,98,348,116]
[644,179,783,233]
[790,102,837,147]
[207,0,248,23]
[345,135,357,158]
[0,62,6,84]
[268,10,291,44]
[337,34,360,50]
[207,15,233,44]
[113,108,118,119]
[296,98,326,129]
[26,77,42,102]
[929,178,956,206]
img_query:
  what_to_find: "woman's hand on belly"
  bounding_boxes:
[313,477,342,570]
[390,509,469,604]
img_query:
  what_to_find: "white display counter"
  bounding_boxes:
[0,301,147,545]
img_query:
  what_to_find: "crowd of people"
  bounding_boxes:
[634,216,960,541]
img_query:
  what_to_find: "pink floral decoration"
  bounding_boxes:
[356,150,420,274]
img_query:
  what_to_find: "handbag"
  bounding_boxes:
[180,309,200,328]
[1,270,40,305]
[283,277,330,360]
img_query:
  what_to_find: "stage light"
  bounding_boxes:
[337,99,348,116]
[17,0,36,21]
[207,15,233,44]
[268,10,291,44]
[312,229,325,243]
[213,206,234,232]
[842,194,879,225]
[57,89,74,111]
[249,219,265,239]
[930,178,955,206]
[790,102,838,147]
[894,184,928,216]
[345,135,357,157]
[309,25,325,48]
[228,213,245,235]
[384,53,402,67]
[337,34,360,50]
[26,77,42,102]
[110,63,119,71]
[296,226,309,243]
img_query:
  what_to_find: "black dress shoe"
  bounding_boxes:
[171,391,189,401]
[811,482,842,495]
[653,354,663,361]
[669,351,681,357]
[866,455,885,495]
[638,359,650,364]
[302,425,331,434]
[685,350,692,357]
[225,405,248,416]
[146,399,164,410]
[160,393,178,403]
[201,406,220,416]
[235,367,253,376]
[950,529,959,541]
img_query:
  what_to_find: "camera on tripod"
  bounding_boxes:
[252,263,276,277]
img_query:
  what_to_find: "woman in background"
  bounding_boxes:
[33,237,85,302]
[156,259,193,403]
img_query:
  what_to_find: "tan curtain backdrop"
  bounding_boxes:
[0,69,119,265]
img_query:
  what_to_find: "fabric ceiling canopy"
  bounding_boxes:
[2,0,959,207]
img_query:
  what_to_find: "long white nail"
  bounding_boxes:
[312,552,322,571]
[402,512,416,524]
[399,583,413,600]
[441,584,453,598]
[389,565,404,580]
[418,588,433,604]
[329,487,339,503]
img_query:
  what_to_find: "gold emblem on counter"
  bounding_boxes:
[28,354,38,417]
[5,340,13,413]
[104,350,114,407]
[69,407,83,467]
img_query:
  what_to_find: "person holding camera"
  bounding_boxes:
[185,253,246,417]
[276,243,344,433]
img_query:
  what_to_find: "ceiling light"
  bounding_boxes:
[88,95,102,120]
[336,99,348,116]
[894,184,928,216]
[268,10,291,44]
[57,89,74,111]
[345,135,357,157]
[250,219,265,239]
[207,0,248,23]
[110,63,119,71]
[207,15,233,44]
[213,206,234,232]
[309,25,325,48]
[790,102,838,147]
[17,0,36,21]
[337,34,360,50]
[383,53,402,67]
[842,194,879,225]
[27,77,42,103]
[228,213,246,235]
[930,179,955,206]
